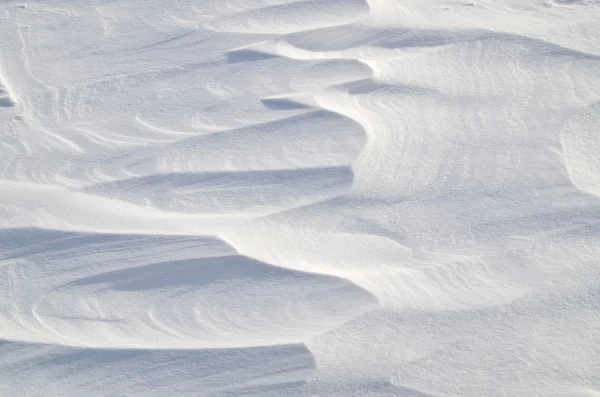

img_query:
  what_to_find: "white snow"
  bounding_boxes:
[1,0,600,396]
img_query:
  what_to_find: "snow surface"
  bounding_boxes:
[1,0,600,396]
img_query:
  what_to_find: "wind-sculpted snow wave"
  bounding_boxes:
[1,0,600,396]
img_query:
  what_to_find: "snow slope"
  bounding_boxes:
[1,0,600,396]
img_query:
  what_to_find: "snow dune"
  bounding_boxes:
[1,0,600,396]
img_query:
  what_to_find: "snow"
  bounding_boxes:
[1,0,600,396]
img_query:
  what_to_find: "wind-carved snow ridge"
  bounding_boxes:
[2,0,600,396]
